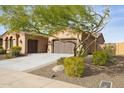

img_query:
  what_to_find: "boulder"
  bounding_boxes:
[85,55,93,64]
[52,65,64,72]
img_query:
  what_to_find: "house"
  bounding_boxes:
[0,29,104,55]
[1,31,48,54]
[48,29,105,54]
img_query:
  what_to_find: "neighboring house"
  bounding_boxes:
[0,36,2,46]
[48,29,105,54]
[1,32,48,54]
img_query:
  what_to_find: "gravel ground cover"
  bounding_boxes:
[29,56,124,88]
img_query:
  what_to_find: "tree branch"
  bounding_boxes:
[83,39,96,54]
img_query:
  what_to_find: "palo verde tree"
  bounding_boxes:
[0,5,109,57]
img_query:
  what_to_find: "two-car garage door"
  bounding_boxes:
[53,39,76,54]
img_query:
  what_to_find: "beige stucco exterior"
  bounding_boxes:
[2,32,48,54]
[2,32,25,54]
[2,31,124,56]
[1,29,104,55]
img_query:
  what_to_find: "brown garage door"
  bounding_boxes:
[28,39,38,53]
[53,39,76,54]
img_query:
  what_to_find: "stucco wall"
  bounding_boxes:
[19,32,26,54]
[115,43,124,55]
[2,32,48,54]
[2,32,26,54]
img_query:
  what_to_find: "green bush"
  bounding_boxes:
[104,45,115,56]
[104,46,114,62]
[93,51,109,66]
[57,57,65,65]
[0,46,6,54]
[10,46,22,57]
[5,53,13,59]
[0,46,2,49]
[64,57,85,77]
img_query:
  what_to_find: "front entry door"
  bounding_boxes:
[28,39,38,53]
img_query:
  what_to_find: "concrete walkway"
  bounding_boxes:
[0,68,82,88]
[0,53,72,72]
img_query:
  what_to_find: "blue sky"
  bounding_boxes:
[0,5,124,43]
[94,5,124,43]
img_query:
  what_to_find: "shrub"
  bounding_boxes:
[93,51,109,66]
[57,57,65,65]
[0,46,6,54]
[64,57,85,77]
[5,53,13,59]
[0,46,2,49]
[104,46,114,63]
[10,46,22,57]
[104,45,115,56]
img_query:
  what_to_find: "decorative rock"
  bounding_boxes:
[85,55,93,64]
[49,73,56,78]
[52,65,64,72]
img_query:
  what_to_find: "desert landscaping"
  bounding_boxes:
[29,55,124,88]
[0,5,124,88]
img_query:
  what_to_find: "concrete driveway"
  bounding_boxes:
[0,68,82,88]
[0,53,72,72]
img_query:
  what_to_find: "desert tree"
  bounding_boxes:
[0,5,109,56]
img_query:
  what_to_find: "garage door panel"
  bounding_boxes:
[53,39,76,54]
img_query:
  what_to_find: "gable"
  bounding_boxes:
[97,34,105,44]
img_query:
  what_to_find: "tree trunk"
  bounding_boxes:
[94,38,97,52]
[73,46,77,56]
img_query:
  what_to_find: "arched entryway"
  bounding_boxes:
[5,37,8,50]
[10,36,13,48]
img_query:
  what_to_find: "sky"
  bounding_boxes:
[0,5,124,43]
[94,5,124,43]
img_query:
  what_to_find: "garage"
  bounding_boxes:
[28,39,38,53]
[53,39,76,54]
